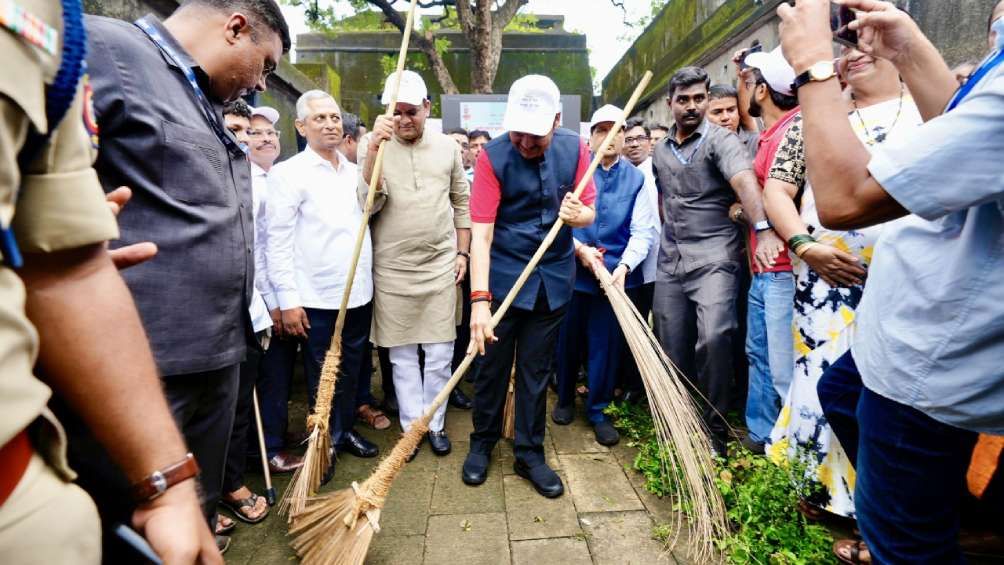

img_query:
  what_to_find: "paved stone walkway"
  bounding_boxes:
[226,377,691,564]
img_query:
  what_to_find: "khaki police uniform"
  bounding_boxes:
[0,0,119,561]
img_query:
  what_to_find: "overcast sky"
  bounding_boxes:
[279,0,657,91]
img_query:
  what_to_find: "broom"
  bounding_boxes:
[501,360,516,441]
[588,259,727,561]
[278,0,421,520]
[287,70,655,565]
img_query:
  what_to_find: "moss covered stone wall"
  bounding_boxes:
[605,0,1000,125]
[297,28,593,123]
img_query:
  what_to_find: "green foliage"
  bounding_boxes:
[604,402,835,565]
[651,523,673,543]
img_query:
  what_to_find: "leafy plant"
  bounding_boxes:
[605,402,835,564]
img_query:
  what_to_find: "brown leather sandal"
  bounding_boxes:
[358,404,391,430]
[833,539,871,564]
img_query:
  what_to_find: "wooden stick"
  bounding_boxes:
[252,387,276,506]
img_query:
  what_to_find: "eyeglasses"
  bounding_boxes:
[624,135,650,145]
[248,129,280,138]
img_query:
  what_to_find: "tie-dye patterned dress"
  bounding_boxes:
[766,96,922,517]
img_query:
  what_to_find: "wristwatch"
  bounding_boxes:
[791,60,838,91]
[130,453,200,503]
[754,219,773,232]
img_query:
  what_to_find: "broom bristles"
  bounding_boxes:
[288,418,430,564]
[502,364,516,440]
[593,263,727,561]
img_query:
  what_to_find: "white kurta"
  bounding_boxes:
[357,130,471,348]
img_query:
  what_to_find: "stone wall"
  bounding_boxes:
[82,0,339,158]
[297,26,594,121]
[605,0,1000,126]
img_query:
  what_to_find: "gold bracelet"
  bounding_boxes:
[794,241,819,257]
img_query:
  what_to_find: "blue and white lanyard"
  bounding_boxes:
[946,48,1004,112]
[669,121,708,166]
[134,17,242,156]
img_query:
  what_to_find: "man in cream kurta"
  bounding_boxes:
[360,70,471,456]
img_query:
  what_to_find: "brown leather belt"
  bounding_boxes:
[0,430,33,506]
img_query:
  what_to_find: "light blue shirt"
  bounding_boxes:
[855,47,1004,434]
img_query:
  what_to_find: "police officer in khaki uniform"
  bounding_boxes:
[0,0,220,562]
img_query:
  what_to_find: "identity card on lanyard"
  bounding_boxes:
[134,17,243,156]
[670,121,709,166]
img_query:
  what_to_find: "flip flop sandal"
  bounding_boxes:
[833,539,871,564]
[215,514,236,535]
[221,492,269,524]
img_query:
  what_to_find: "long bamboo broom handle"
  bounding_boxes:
[402,70,655,434]
[329,0,419,345]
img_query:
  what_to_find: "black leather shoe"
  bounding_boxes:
[551,404,574,425]
[337,429,378,458]
[462,452,489,485]
[513,459,563,498]
[593,420,620,446]
[428,430,451,456]
[449,388,473,410]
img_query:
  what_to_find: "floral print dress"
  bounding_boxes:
[766,96,922,517]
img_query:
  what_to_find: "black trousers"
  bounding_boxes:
[224,348,260,494]
[303,303,371,445]
[617,282,654,395]
[469,296,567,464]
[55,364,240,562]
[653,261,740,445]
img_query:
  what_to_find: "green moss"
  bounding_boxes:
[603,0,777,107]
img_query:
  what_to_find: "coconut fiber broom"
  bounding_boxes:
[587,259,727,561]
[278,0,421,520]
[286,71,655,565]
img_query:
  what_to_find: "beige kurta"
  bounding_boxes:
[358,130,471,348]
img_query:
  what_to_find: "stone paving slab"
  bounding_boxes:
[424,512,511,565]
[511,537,592,565]
[502,474,581,541]
[579,510,675,565]
[561,453,646,513]
[430,440,505,515]
[376,457,437,536]
[367,534,426,565]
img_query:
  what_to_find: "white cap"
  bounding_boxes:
[381,70,428,107]
[589,104,623,131]
[250,105,280,124]
[502,75,561,136]
[744,46,797,97]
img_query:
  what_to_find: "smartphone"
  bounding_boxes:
[830,4,859,48]
[739,44,763,70]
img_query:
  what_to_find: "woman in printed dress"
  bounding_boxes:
[762,46,923,521]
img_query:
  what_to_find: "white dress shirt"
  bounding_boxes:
[251,162,275,310]
[635,156,660,284]
[266,146,373,311]
[247,162,273,333]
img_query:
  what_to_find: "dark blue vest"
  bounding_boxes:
[573,158,645,295]
[485,128,583,311]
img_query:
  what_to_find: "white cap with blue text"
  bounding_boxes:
[381,70,428,107]
[744,46,797,96]
[503,75,561,136]
[589,104,623,130]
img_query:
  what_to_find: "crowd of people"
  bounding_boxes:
[2,0,1003,563]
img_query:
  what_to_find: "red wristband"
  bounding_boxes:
[470,290,492,302]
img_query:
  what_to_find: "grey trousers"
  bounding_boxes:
[653,260,741,444]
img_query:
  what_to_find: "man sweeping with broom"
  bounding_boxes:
[360,70,471,458]
[465,75,597,498]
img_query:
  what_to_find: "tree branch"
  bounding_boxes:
[492,0,527,33]
[454,0,476,37]
[367,0,459,94]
